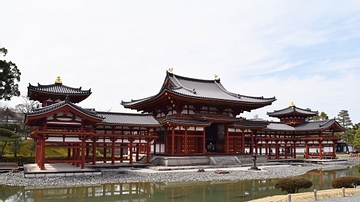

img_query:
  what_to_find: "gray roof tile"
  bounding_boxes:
[96,111,161,126]
[122,71,276,107]
[28,83,91,95]
[267,106,318,117]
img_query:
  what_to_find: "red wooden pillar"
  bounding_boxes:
[68,146,71,159]
[202,128,206,154]
[305,141,309,159]
[293,140,297,159]
[225,125,229,154]
[40,136,45,170]
[81,137,85,169]
[184,127,188,155]
[92,138,97,165]
[250,131,254,154]
[241,130,245,153]
[76,147,80,167]
[146,138,151,163]
[72,147,76,165]
[129,138,133,164]
[171,127,175,155]
[86,143,90,159]
[111,137,115,164]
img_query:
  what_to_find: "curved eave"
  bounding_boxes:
[122,89,276,112]
[193,115,244,123]
[28,83,92,103]
[98,122,161,127]
[267,106,318,118]
[161,118,212,127]
[230,121,269,129]
[25,103,103,126]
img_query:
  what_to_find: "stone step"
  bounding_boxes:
[210,156,241,165]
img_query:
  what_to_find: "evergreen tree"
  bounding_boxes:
[336,110,353,143]
[353,127,360,149]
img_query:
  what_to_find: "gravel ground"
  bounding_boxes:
[0,163,347,187]
[318,196,360,202]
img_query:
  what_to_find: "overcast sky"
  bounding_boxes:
[1,0,360,124]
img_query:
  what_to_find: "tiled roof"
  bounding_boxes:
[161,116,212,126]
[193,115,244,122]
[264,122,296,131]
[122,71,276,107]
[231,120,269,128]
[96,111,161,126]
[28,83,91,95]
[262,119,345,132]
[26,99,102,120]
[295,119,345,131]
[267,106,318,117]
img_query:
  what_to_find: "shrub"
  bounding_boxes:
[332,176,360,188]
[274,177,313,193]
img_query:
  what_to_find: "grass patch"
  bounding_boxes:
[249,188,360,202]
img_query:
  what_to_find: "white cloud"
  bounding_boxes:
[1,0,360,123]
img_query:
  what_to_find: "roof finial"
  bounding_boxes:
[168,67,173,73]
[290,101,295,107]
[55,76,62,84]
[214,74,219,79]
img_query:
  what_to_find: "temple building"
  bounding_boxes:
[25,70,345,170]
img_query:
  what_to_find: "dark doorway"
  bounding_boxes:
[205,123,225,153]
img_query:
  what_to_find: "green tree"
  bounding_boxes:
[313,111,329,121]
[353,127,360,149]
[274,177,313,193]
[10,134,22,158]
[0,127,16,157]
[336,110,353,143]
[0,47,21,101]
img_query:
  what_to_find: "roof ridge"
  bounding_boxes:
[96,111,153,116]
[29,83,91,92]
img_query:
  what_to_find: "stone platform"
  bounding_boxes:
[24,163,101,178]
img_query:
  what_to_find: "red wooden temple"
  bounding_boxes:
[25,72,345,170]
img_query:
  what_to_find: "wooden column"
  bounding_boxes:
[40,136,45,170]
[293,140,297,159]
[225,125,229,154]
[171,127,175,155]
[202,128,206,154]
[111,137,115,164]
[129,128,133,164]
[241,130,245,153]
[184,127,188,155]
[250,131,254,154]
[81,137,86,169]
[305,141,309,159]
[146,138,151,163]
[92,138,97,165]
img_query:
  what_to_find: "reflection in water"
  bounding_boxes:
[1,166,360,202]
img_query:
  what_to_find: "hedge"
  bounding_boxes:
[274,177,313,193]
[332,176,360,188]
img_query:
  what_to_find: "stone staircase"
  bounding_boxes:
[209,156,241,166]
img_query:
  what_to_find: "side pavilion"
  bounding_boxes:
[25,77,160,170]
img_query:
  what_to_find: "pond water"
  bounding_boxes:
[1,166,359,202]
